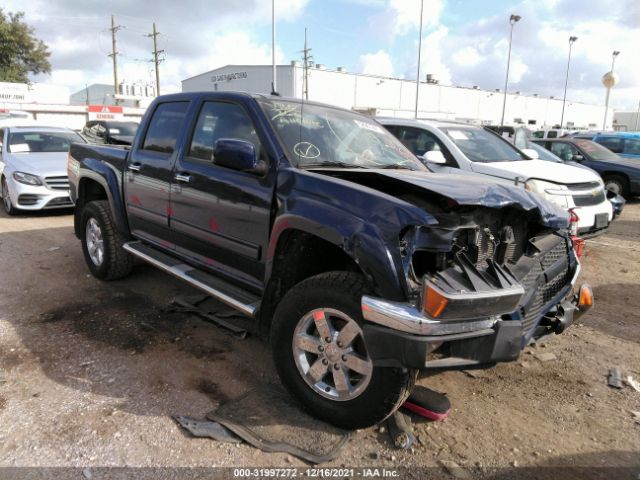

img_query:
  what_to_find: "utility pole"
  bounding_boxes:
[146,22,164,96]
[414,0,424,119]
[300,28,312,100]
[560,36,578,128]
[108,15,123,104]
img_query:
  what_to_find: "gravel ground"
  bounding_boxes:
[0,202,639,479]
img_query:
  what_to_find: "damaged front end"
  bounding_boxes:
[362,205,590,370]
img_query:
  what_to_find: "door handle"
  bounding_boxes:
[174,173,191,183]
[127,162,141,172]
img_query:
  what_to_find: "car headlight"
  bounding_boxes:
[13,171,43,186]
[525,179,570,208]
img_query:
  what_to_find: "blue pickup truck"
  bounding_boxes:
[67,92,591,429]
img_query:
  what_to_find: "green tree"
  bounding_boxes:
[0,9,51,83]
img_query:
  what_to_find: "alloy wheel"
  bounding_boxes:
[292,308,373,401]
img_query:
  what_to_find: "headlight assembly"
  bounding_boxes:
[12,172,42,186]
[525,179,570,208]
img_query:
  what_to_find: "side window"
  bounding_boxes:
[623,138,640,155]
[395,127,442,156]
[550,142,577,162]
[547,131,558,138]
[188,101,262,161]
[596,137,623,153]
[142,102,189,154]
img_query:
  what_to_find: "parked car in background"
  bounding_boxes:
[532,138,640,198]
[380,118,613,238]
[81,120,139,146]
[531,128,575,139]
[1,126,86,214]
[572,132,640,160]
[68,92,591,429]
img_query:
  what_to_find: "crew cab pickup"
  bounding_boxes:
[68,92,592,429]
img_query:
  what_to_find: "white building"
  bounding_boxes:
[70,83,156,109]
[613,110,640,132]
[0,81,146,129]
[182,64,608,130]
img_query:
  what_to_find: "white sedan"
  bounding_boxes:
[0,126,86,215]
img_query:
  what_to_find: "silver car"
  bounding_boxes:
[0,126,86,215]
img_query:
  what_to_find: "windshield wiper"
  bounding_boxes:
[301,161,365,169]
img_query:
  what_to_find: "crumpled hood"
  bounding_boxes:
[336,168,569,229]
[5,152,68,176]
[470,159,599,184]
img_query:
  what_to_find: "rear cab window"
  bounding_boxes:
[142,102,189,155]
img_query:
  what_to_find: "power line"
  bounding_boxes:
[145,22,164,96]
[108,15,124,102]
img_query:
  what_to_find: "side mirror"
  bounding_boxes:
[572,154,584,162]
[213,138,266,174]
[521,148,539,159]
[420,150,447,165]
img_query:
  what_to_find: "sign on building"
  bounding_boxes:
[87,105,124,121]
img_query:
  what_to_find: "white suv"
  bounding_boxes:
[380,118,613,237]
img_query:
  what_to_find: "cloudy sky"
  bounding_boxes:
[4,0,639,109]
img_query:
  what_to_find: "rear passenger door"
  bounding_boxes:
[125,101,190,247]
[169,99,276,289]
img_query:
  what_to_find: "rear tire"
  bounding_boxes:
[603,175,629,198]
[271,271,417,429]
[1,177,19,216]
[80,200,133,280]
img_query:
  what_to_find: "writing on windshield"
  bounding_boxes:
[260,100,424,170]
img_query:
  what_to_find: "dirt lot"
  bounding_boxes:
[0,203,639,479]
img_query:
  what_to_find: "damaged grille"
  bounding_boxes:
[516,237,572,333]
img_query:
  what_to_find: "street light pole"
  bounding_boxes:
[414,0,424,119]
[272,0,277,94]
[500,14,521,127]
[602,50,620,130]
[560,36,577,128]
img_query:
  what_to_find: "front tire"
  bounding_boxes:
[603,175,629,198]
[80,200,133,280]
[271,271,417,429]
[1,177,19,216]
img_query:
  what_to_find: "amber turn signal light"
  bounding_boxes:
[424,284,449,318]
[578,284,593,309]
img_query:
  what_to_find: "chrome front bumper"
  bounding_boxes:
[361,296,500,336]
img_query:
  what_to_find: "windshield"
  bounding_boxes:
[442,127,527,163]
[107,122,138,136]
[8,130,85,153]
[259,99,425,170]
[574,139,620,161]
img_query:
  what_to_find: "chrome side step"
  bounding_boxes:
[123,241,259,317]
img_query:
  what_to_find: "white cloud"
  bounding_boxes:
[452,46,482,67]
[389,0,443,35]
[359,50,394,77]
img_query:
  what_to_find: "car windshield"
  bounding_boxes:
[7,130,85,153]
[574,139,620,160]
[259,99,425,170]
[441,127,527,163]
[107,122,138,136]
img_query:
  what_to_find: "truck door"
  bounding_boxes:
[124,101,189,248]
[169,100,275,290]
